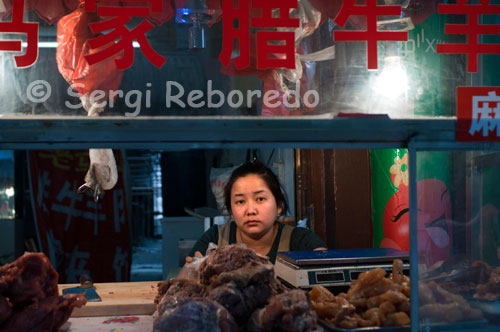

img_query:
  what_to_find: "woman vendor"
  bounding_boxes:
[183,160,327,267]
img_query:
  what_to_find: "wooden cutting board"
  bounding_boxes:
[58,281,159,317]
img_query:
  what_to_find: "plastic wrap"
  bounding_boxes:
[56,0,124,113]
[181,242,217,280]
[0,0,79,25]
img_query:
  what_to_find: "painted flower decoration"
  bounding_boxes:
[390,153,409,188]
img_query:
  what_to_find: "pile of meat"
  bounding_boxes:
[310,259,411,329]
[419,281,483,323]
[154,245,318,332]
[435,260,500,300]
[474,265,500,300]
[0,252,86,332]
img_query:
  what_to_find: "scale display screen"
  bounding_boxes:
[315,272,345,283]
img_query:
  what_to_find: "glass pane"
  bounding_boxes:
[0,150,15,219]
[417,150,500,330]
[0,2,497,118]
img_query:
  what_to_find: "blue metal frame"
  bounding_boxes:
[0,116,456,149]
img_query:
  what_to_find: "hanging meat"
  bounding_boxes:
[56,0,124,201]
[0,252,86,332]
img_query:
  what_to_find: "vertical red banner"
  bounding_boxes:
[29,150,130,283]
[457,87,500,142]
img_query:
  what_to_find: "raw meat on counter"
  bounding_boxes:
[154,244,318,332]
[0,252,86,332]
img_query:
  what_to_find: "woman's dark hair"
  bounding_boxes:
[224,160,288,217]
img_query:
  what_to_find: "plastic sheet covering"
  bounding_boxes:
[56,0,124,113]
[0,0,79,25]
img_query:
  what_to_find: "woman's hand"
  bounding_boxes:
[184,251,203,264]
[177,251,204,279]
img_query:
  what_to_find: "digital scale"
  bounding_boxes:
[275,248,409,289]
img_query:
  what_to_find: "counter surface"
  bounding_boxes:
[59,281,158,317]
[60,315,154,332]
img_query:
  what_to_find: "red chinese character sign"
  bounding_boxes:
[219,0,300,70]
[28,150,131,283]
[457,87,500,141]
[84,0,171,69]
[0,0,38,67]
[333,0,408,70]
[436,0,500,73]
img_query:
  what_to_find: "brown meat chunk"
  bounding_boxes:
[347,268,394,308]
[475,267,500,299]
[363,307,383,327]
[1,294,86,332]
[383,312,410,326]
[199,245,283,324]
[310,286,355,324]
[198,245,270,286]
[0,252,58,306]
[154,297,238,332]
[0,296,12,325]
[0,252,86,331]
[155,279,205,305]
[246,289,317,332]
[390,259,404,284]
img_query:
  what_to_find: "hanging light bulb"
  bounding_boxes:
[373,55,409,99]
[369,41,413,117]
[5,187,14,197]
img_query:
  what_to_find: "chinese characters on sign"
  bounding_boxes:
[219,0,299,70]
[85,0,167,69]
[1,0,499,72]
[333,0,407,70]
[457,87,500,141]
[0,0,38,67]
[29,150,131,282]
[436,0,500,73]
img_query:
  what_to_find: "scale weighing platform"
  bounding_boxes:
[275,248,409,289]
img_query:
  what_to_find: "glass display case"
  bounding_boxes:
[409,143,500,331]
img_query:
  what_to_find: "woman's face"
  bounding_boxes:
[230,174,282,237]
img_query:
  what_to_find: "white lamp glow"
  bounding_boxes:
[373,56,409,99]
[5,187,14,197]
